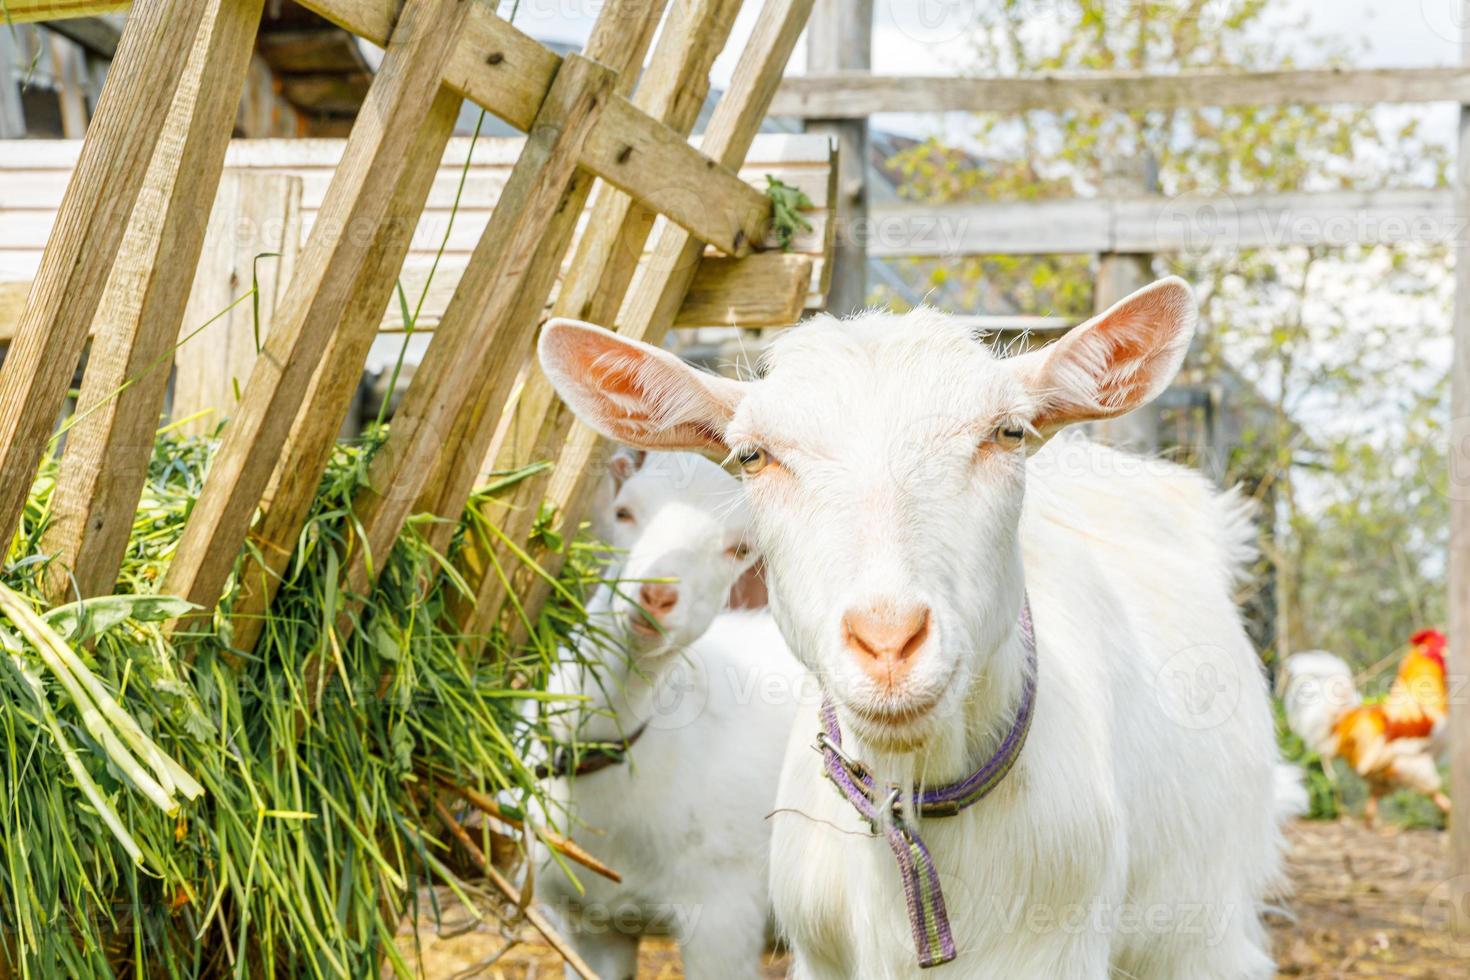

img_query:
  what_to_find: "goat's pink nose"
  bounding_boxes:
[638,582,680,619]
[842,601,930,686]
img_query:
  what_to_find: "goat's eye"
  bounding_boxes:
[615,507,635,524]
[737,447,771,475]
[994,424,1026,449]
[726,542,752,561]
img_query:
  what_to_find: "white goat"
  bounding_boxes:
[533,450,807,979]
[538,278,1287,979]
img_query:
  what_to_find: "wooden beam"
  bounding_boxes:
[42,0,268,604]
[865,189,1457,257]
[516,0,817,636]
[1446,0,1470,936]
[2,1,128,21]
[44,15,124,58]
[226,86,462,657]
[0,30,26,138]
[160,0,474,626]
[803,0,869,316]
[9,0,774,258]
[340,53,620,624]
[770,66,1470,118]
[294,0,768,258]
[0,250,821,345]
[438,0,747,644]
[0,0,211,547]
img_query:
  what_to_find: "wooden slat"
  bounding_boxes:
[170,172,301,433]
[296,0,768,258]
[502,0,818,636]
[336,0,668,588]
[339,53,621,620]
[672,253,812,327]
[770,66,1470,118]
[42,0,268,603]
[3,0,128,20]
[227,87,463,657]
[14,0,775,258]
[0,0,211,547]
[433,0,747,643]
[555,0,746,326]
[160,0,474,626]
[1448,0,1470,935]
[864,189,1457,257]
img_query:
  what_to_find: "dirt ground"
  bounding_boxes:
[399,820,1466,978]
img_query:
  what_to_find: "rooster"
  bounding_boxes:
[1282,630,1450,824]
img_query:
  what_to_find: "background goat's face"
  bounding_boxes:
[541,278,1196,747]
[601,451,756,654]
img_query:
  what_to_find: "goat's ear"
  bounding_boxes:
[727,558,769,611]
[538,318,748,453]
[1009,277,1196,436]
[607,447,646,487]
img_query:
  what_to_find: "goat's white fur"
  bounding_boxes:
[532,452,807,979]
[537,278,1288,978]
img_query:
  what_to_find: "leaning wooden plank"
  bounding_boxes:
[2,0,128,20]
[339,53,619,619]
[544,0,819,535]
[161,0,473,626]
[406,0,676,554]
[426,0,746,622]
[341,0,668,592]
[771,66,1470,117]
[557,0,746,327]
[292,0,768,257]
[0,0,210,547]
[467,0,818,642]
[42,0,266,603]
[227,87,463,658]
[673,253,813,328]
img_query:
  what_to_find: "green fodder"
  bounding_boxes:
[0,430,604,979]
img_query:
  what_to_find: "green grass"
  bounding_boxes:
[0,430,609,978]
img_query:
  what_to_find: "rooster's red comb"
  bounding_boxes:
[1411,628,1447,651]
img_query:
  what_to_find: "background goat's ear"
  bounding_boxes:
[1009,276,1196,437]
[538,319,748,452]
[727,558,769,611]
[608,447,646,487]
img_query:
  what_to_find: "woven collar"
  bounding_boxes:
[816,597,1038,969]
[535,723,648,780]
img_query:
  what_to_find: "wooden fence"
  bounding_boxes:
[0,0,820,670]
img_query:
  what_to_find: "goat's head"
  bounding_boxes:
[599,450,759,653]
[542,279,1196,748]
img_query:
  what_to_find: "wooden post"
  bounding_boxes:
[41,0,268,604]
[0,0,212,548]
[803,0,870,315]
[0,28,26,138]
[160,0,475,625]
[226,86,463,656]
[171,172,302,432]
[1448,0,1470,933]
[492,0,817,640]
[330,0,668,629]
[1091,154,1160,453]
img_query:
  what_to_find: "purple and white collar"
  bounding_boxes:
[816,597,1038,968]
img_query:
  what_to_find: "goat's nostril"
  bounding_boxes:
[842,602,931,667]
[638,583,679,615]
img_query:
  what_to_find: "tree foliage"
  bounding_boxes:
[884,0,1452,672]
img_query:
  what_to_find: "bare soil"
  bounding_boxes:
[400,819,1467,978]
